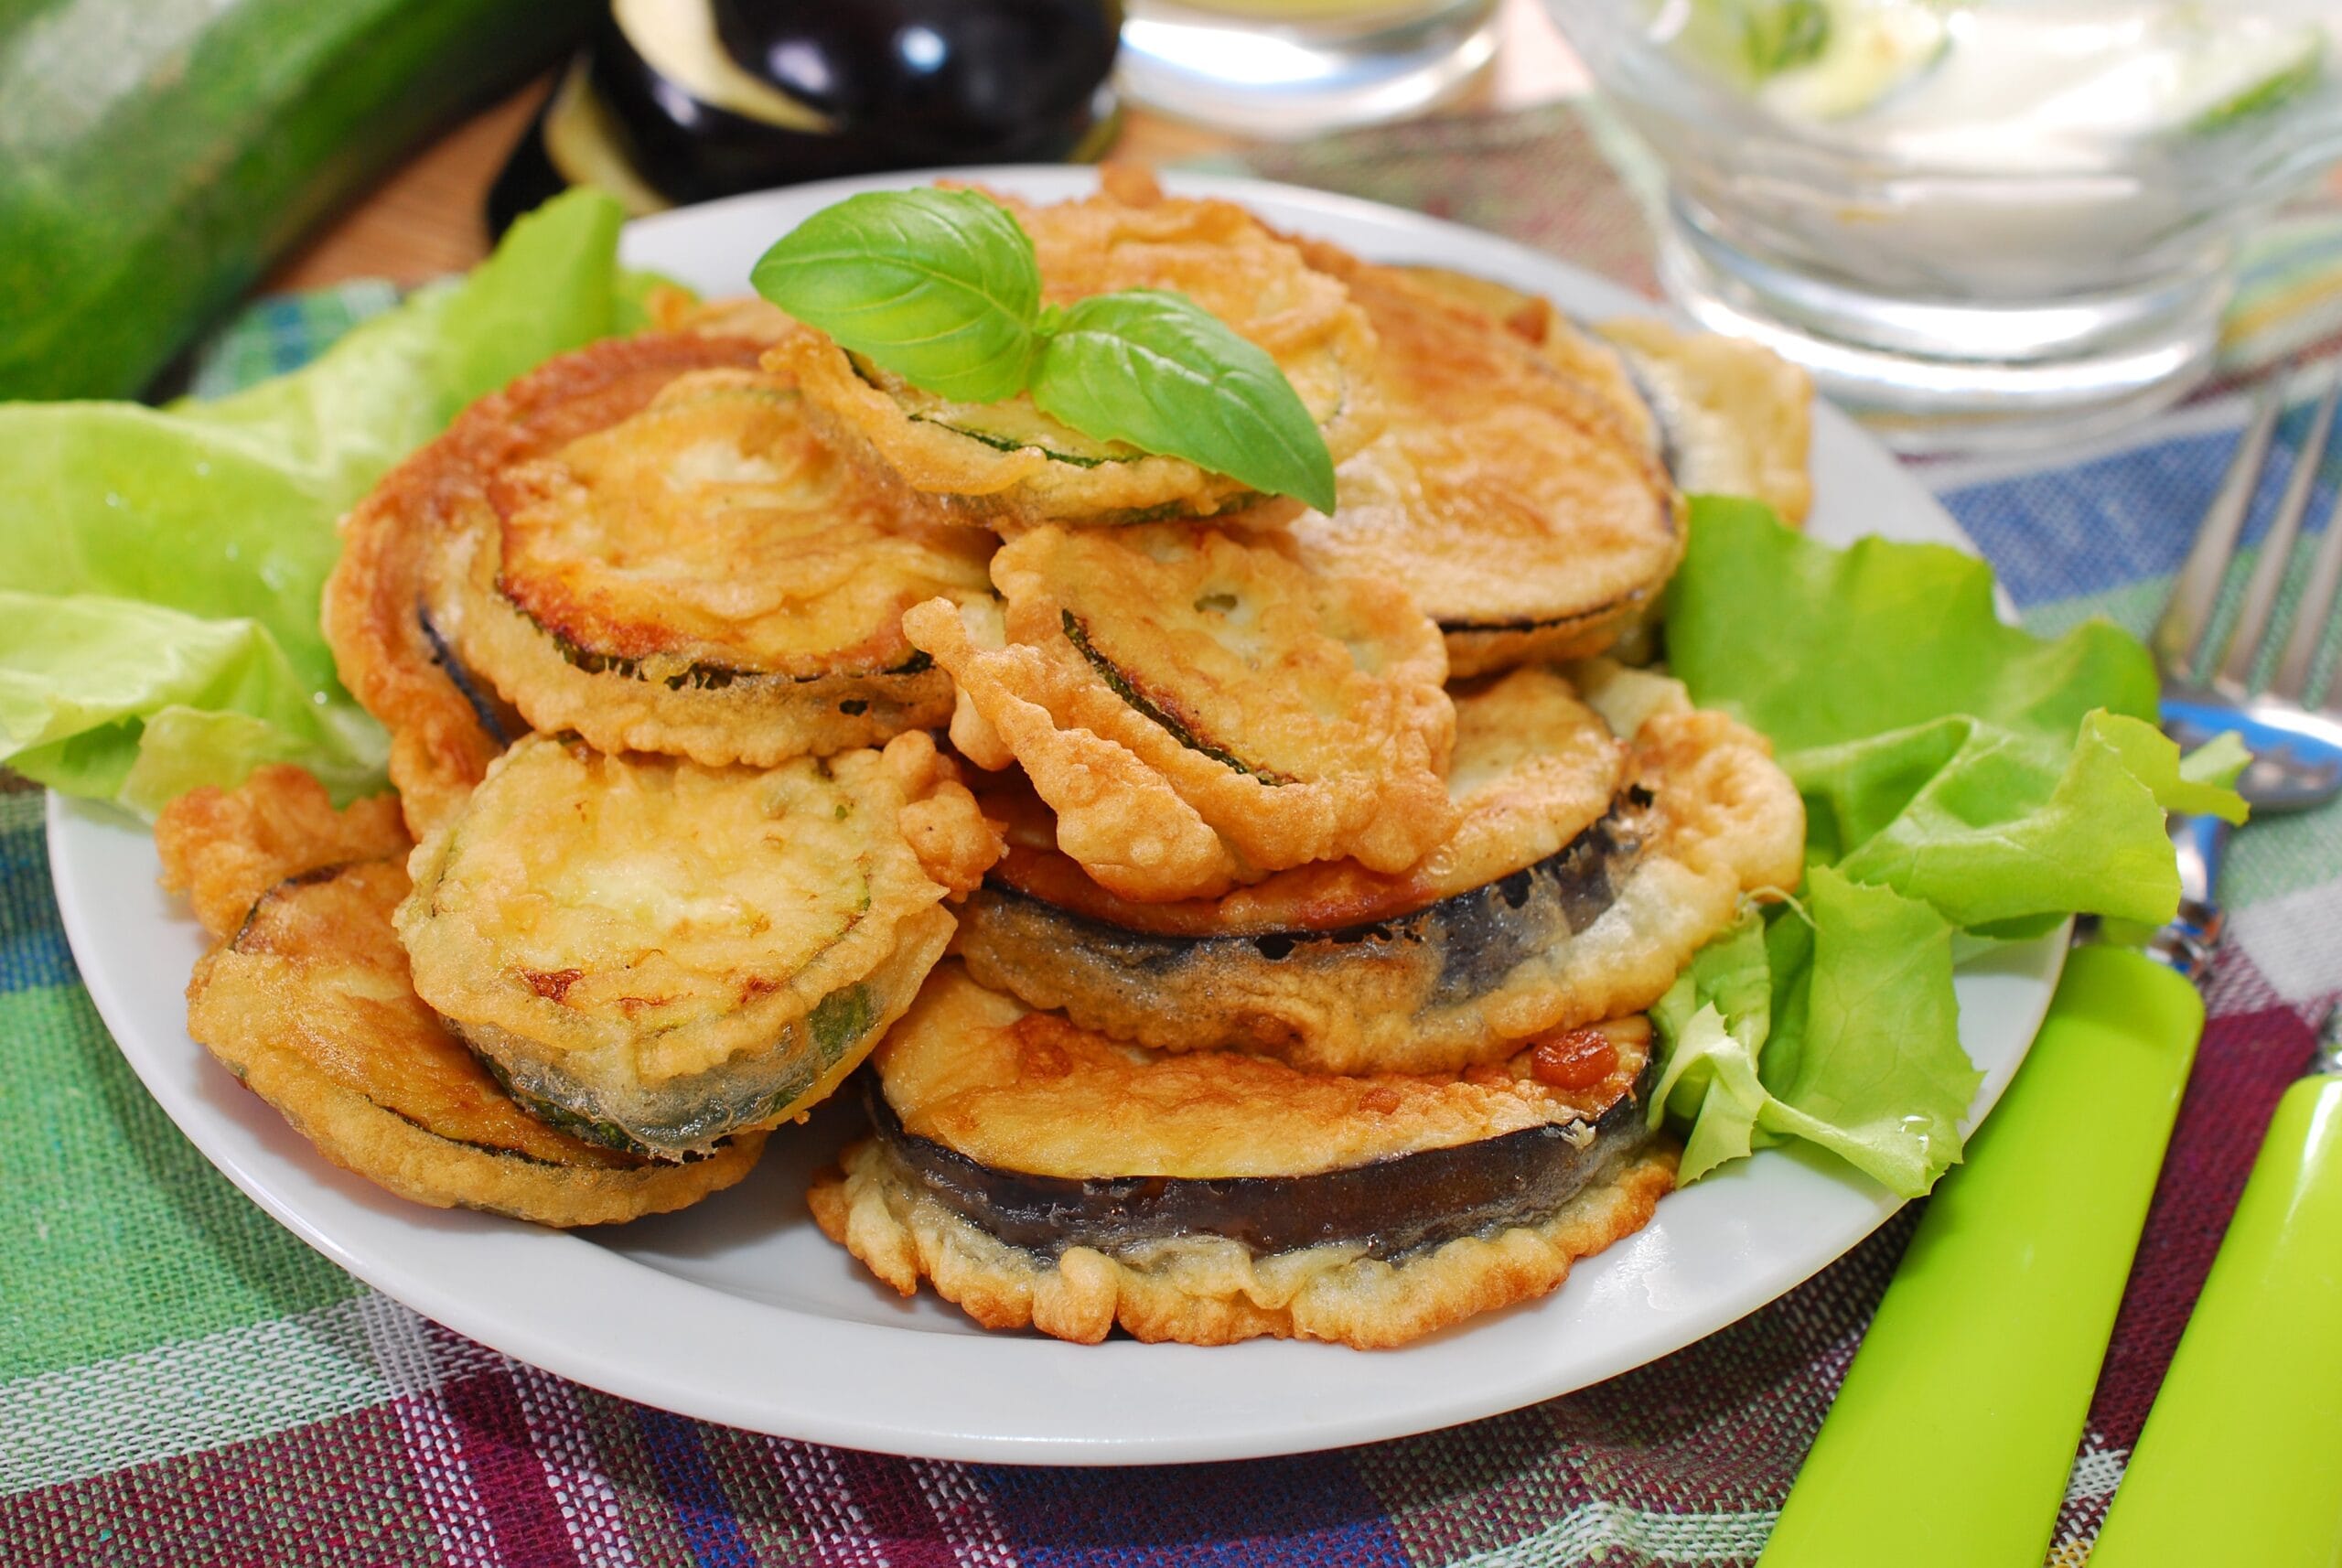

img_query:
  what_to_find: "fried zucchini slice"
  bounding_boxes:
[1598,317,1813,527]
[326,333,768,839]
[808,963,1675,1348]
[955,664,1806,1073]
[768,168,1383,530]
[1391,264,1660,451]
[398,731,996,1159]
[442,367,993,768]
[904,521,1456,902]
[1286,247,1684,679]
[1396,265,1813,526]
[160,768,759,1225]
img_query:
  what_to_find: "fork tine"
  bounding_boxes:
[2269,429,2342,705]
[2155,376,2287,682]
[2215,362,2342,693]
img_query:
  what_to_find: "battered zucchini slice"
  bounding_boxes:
[768,168,1383,531]
[903,521,1457,903]
[397,731,997,1159]
[1396,264,1814,526]
[439,366,993,768]
[954,663,1807,1073]
[160,768,760,1226]
[328,333,773,837]
[808,963,1676,1348]
[1598,317,1813,527]
[1285,247,1684,679]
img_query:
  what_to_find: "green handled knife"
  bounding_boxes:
[2089,1007,2342,1567]
[1757,813,2228,1567]
[1756,942,2202,1567]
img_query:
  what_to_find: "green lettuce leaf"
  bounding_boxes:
[1652,870,1970,1196]
[1666,494,2160,746]
[1647,499,2246,1193]
[0,191,659,815]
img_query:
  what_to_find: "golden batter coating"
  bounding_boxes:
[325,333,765,839]
[767,168,1383,530]
[1598,317,1812,527]
[157,764,409,940]
[904,521,1456,902]
[1285,246,1683,679]
[1394,266,1811,527]
[1392,264,1660,452]
[811,1134,1673,1349]
[868,962,1648,1179]
[811,966,1672,1347]
[163,771,759,1225]
[398,731,994,1156]
[645,290,795,344]
[971,664,1625,938]
[957,666,1806,1073]
[444,367,993,768]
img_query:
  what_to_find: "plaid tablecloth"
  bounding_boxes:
[5,104,2340,1568]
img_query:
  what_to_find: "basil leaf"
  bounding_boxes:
[1029,290,1338,513]
[751,188,1040,404]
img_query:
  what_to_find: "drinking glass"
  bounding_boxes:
[1545,0,2342,453]
[1119,0,1500,137]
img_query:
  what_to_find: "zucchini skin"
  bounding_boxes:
[0,0,593,400]
[865,1056,1655,1262]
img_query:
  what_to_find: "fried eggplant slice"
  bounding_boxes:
[161,770,760,1225]
[955,663,1805,1073]
[1287,249,1684,679]
[808,963,1675,1348]
[768,168,1383,530]
[326,332,768,839]
[444,366,993,768]
[398,730,998,1159]
[904,521,1456,902]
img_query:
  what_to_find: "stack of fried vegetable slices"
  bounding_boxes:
[158,172,1822,1347]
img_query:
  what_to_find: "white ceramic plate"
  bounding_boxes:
[48,167,2065,1465]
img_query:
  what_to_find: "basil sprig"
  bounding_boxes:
[752,188,1338,513]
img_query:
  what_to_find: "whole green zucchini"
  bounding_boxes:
[0,0,594,402]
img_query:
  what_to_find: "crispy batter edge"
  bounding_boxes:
[322,334,768,837]
[183,863,768,1225]
[809,1136,1676,1348]
[957,704,1804,1073]
[450,529,961,766]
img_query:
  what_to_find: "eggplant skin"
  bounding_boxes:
[809,960,1676,1347]
[957,697,1807,1075]
[811,1127,1676,1349]
[957,793,1647,1073]
[863,1050,1655,1262]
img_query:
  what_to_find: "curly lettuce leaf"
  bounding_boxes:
[0,593,388,815]
[0,191,660,814]
[1667,495,2160,745]
[1649,499,2244,1193]
[1653,871,1969,1196]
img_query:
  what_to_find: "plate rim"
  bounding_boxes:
[46,166,2066,1466]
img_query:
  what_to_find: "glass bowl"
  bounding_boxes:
[1543,0,2342,452]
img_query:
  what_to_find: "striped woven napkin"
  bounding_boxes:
[4,102,2338,1568]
